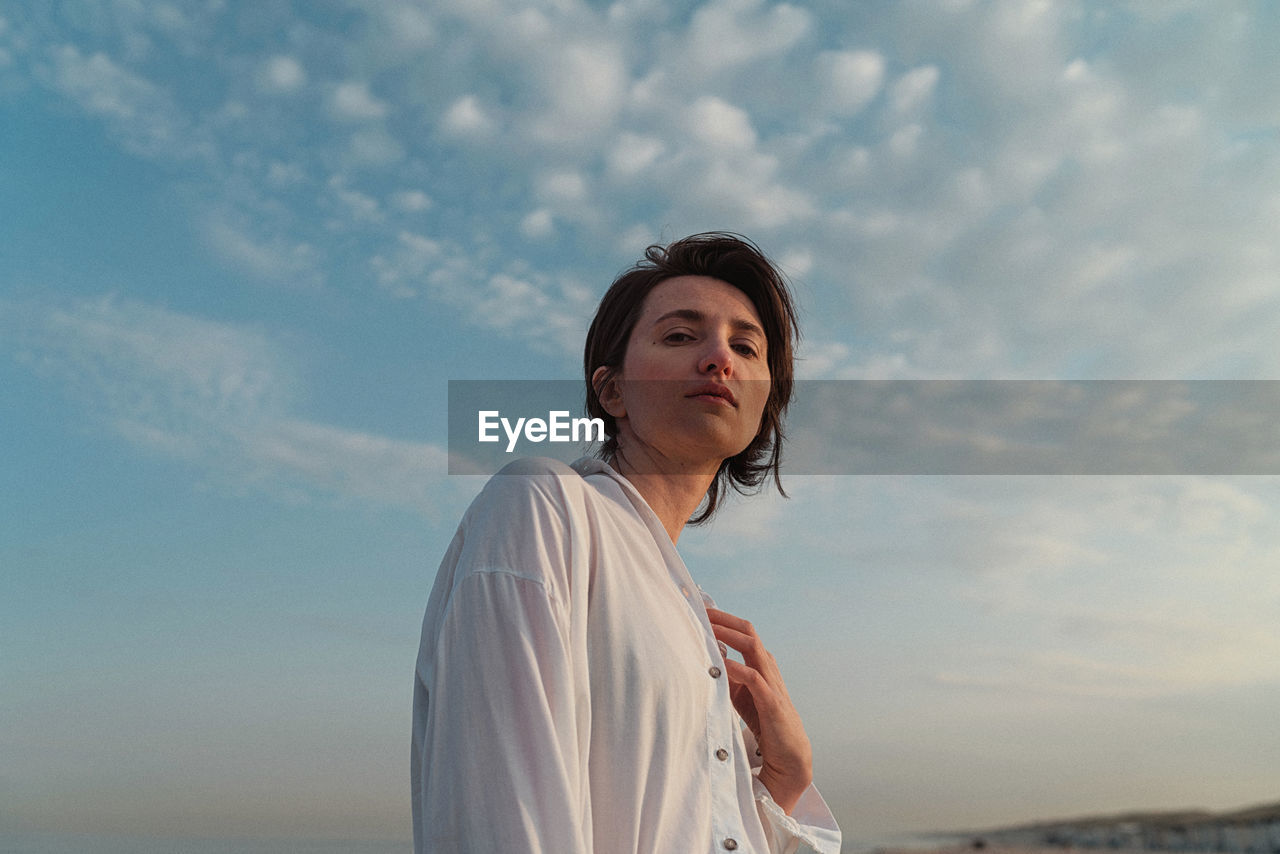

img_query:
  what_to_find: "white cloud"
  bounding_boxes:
[475,273,551,330]
[25,0,1280,387]
[398,230,442,259]
[348,127,405,166]
[528,41,628,143]
[204,214,321,287]
[983,0,1066,89]
[680,154,816,230]
[536,170,588,204]
[683,489,790,570]
[440,95,494,137]
[795,344,918,380]
[921,476,1280,698]
[687,0,812,71]
[658,90,819,231]
[1172,477,1268,537]
[888,122,924,158]
[259,55,305,94]
[265,160,307,188]
[148,3,199,38]
[327,176,382,222]
[831,145,873,183]
[0,16,14,68]
[606,132,666,179]
[948,166,993,215]
[889,65,940,115]
[816,50,886,116]
[378,3,435,48]
[778,247,813,278]
[7,295,452,514]
[617,224,658,255]
[391,190,432,212]
[371,229,442,297]
[329,81,389,121]
[794,339,851,379]
[520,208,555,240]
[506,6,553,42]
[244,419,452,512]
[418,251,597,354]
[686,95,757,150]
[19,2,1280,385]
[44,44,207,160]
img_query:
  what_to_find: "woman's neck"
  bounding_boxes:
[610,450,718,544]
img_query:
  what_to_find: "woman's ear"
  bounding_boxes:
[591,366,626,418]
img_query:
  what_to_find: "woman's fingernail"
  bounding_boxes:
[718,641,728,658]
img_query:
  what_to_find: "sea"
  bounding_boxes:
[846,831,973,853]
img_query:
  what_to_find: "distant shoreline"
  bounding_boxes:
[883,800,1280,854]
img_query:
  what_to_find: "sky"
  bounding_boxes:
[3,0,1280,847]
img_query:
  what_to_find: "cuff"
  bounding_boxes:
[752,775,843,854]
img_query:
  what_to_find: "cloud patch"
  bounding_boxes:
[42,43,209,161]
[816,50,886,116]
[5,295,450,515]
[329,81,389,121]
[687,0,812,71]
[258,55,306,95]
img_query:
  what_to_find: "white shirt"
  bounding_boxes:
[412,456,841,853]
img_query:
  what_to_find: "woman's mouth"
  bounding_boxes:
[686,383,737,407]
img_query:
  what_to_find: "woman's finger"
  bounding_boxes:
[712,625,777,679]
[705,606,754,635]
[706,605,815,814]
[707,608,774,669]
[722,657,779,712]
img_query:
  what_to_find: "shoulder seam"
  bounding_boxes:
[443,564,565,623]
[464,565,552,588]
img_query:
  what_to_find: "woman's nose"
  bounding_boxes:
[697,338,735,376]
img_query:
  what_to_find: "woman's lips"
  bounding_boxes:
[686,383,737,406]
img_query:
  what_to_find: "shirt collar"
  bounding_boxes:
[571,456,691,553]
[569,455,613,479]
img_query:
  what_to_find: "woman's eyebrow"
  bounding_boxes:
[651,308,765,338]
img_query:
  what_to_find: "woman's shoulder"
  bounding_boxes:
[462,456,592,530]
[448,457,592,593]
[491,456,581,478]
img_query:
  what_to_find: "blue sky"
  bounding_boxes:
[3,0,1280,845]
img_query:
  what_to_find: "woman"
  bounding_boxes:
[412,233,841,853]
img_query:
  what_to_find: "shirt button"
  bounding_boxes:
[708,665,722,679]
[723,839,739,851]
[715,748,729,761]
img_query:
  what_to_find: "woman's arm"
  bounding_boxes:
[413,568,589,852]
[412,467,591,853]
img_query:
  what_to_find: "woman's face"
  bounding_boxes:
[600,275,771,469]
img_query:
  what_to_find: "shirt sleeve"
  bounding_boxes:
[744,721,844,854]
[752,776,843,854]
[412,466,591,853]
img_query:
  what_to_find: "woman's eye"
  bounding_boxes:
[664,332,693,343]
[733,343,759,357]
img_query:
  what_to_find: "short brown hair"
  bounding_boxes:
[583,232,800,524]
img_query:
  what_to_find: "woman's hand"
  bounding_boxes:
[705,606,814,814]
